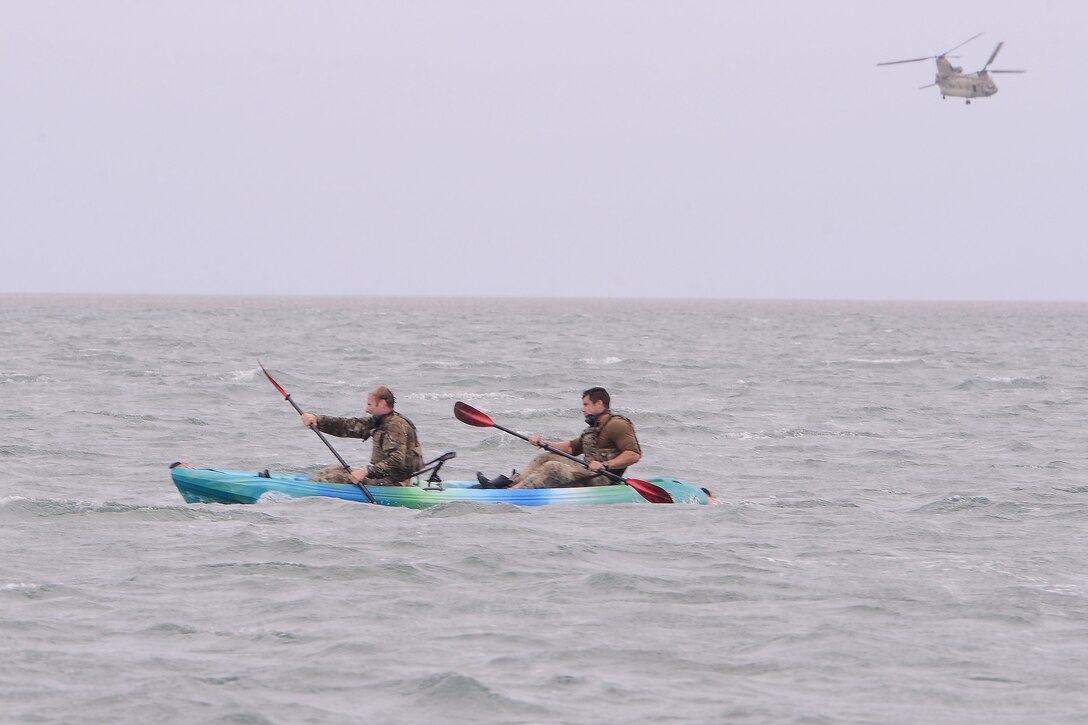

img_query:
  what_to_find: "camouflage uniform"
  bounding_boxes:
[511,414,641,489]
[310,411,424,486]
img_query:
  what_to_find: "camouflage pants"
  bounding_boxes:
[509,453,611,489]
[309,465,409,487]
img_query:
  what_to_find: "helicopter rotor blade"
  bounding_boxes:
[942,32,984,58]
[877,55,935,66]
[918,82,938,90]
[876,32,982,68]
[987,69,1026,74]
[982,42,1004,71]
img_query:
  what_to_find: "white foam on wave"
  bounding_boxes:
[1,582,40,592]
[257,491,297,503]
[1,372,54,384]
[231,368,259,382]
[845,358,922,365]
[504,407,569,417]
[583,357,624,365]
[963,376,1047,388]
[405,391,516,401]
[740,427,815,441]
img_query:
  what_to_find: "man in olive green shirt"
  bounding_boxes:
[478,387,642,489]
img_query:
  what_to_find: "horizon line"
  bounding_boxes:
[2,291,1087,305]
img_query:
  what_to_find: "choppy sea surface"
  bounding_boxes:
[2,294,1087,724]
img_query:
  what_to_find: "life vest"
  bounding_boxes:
[370,411,424,482]
[580,413,636,464]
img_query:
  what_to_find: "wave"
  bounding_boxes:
[1,582,41,594]
[737,427,884,440]
[840,357,927,366]
[0,497,281,523]
[230,367,259,382]
[70,409,160,422]
[0,372,55,384]
[769,498,860,509]
[955,376,1049,390]
[913,495,993,513]
[404,391,519,402]
[387,671,552,721]
[417,501,528,518]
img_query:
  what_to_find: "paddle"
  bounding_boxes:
[453,401,674,504]
[258,361,377,504]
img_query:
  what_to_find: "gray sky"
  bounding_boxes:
[2,1,1084,300]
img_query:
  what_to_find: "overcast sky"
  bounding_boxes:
[2,1,1084,301]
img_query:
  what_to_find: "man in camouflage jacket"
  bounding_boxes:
[301,386,424,486]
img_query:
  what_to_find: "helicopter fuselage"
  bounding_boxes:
[937,72,999,99]
[935,57,998,99]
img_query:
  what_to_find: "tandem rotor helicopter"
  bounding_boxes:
[877,33,1026,104]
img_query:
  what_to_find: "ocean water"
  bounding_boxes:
[2,294,1087,724]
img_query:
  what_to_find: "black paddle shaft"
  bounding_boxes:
[283,393,355,473]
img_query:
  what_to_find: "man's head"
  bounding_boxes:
[366,386,396,416]
[581,386,610,416]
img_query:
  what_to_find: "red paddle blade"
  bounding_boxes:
[626,478,674,504]
[454,401,495,428]
[258,361,289,398]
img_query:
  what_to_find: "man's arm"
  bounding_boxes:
[301,413,376,439]
[589,448,641,472]
[528,433,574,454]
[588,417,641,472]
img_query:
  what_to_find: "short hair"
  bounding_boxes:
[369,386,395,408]
[582,387,610,408]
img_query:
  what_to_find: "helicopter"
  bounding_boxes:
[877,33,1026,104]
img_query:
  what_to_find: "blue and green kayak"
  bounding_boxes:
[170,464,713,508]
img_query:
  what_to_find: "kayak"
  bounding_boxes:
[170,464,713,508]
